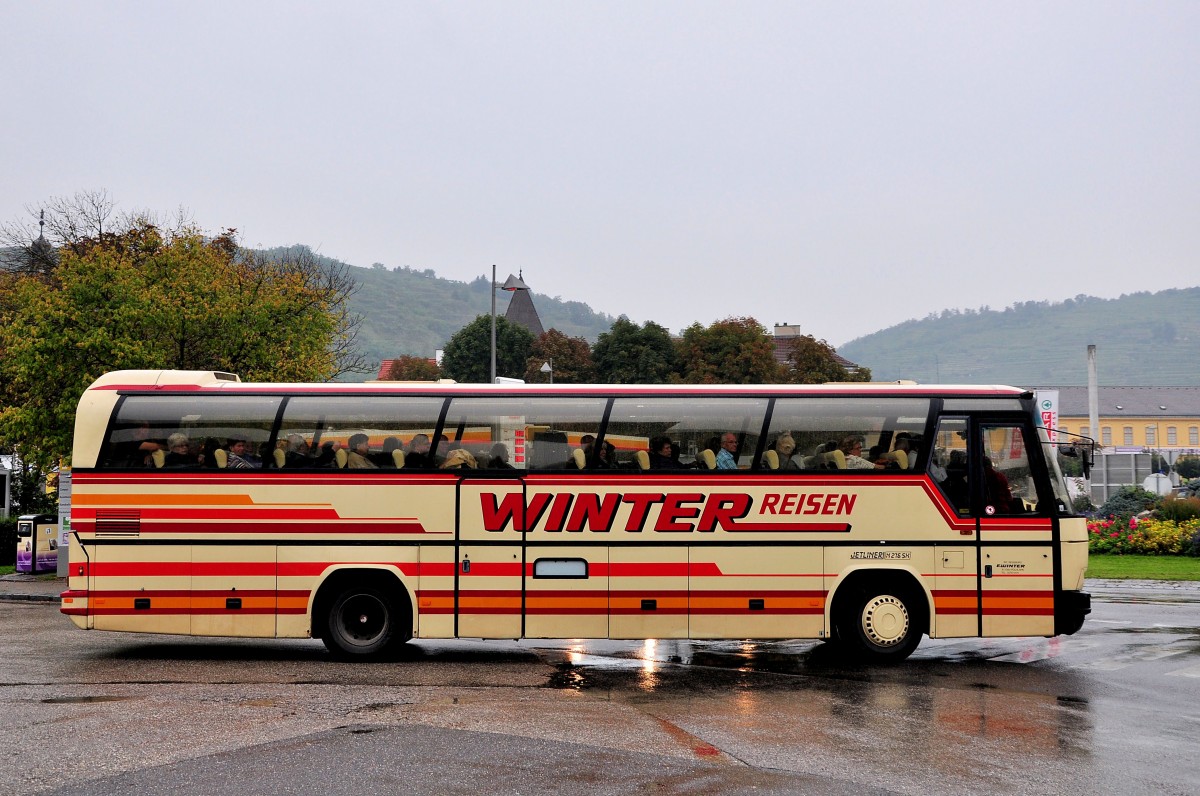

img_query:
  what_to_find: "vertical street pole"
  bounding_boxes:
[489,264,497,384]
[1087,344,1099,503]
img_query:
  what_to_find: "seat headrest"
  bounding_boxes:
[824,450,847,469]
[392,449,405,468]
[699,449,717,470]
[273,448,286,469]
[572,448,587,469]
[151,449,165,468]
[764,450,780,470]
[635,450,650,471]
[334,448,348,468]
[213,449,228,469]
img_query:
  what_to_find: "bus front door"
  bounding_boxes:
[977,421,1056,637]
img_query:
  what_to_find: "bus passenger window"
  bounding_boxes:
[930,418,970,516]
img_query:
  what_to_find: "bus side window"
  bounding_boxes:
[930,417,970,516]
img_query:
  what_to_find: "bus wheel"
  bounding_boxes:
[322,584,405,659]
[836,585,924,662]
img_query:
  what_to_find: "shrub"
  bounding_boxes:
[1157,497,1200,523]
[1071,494,1095,515]
[1097,486,1160,522]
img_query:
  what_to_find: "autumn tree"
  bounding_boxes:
[785,335,872,383]
[591,318,677,384]
[523,329,595,383]
[0,222,362,462]
[386,355,442,380]
[675,317,784,384]
[440,315,535,383]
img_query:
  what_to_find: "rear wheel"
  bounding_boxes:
[322,584,408,659]
[835,583,925,662]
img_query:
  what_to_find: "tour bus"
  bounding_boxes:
[60,370,1093,662]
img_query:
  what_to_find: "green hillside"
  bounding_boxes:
[259,247,616,378]
[838,288,1200,387]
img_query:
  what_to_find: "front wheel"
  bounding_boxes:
[322,584,408,659]
[835,585,925,662]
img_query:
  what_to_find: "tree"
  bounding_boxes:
[1175,456,1200,480]
[0,223,362,463]
[386,355,442,381]
[592,318,677,384]
[440,315,534,383]
[676,317,783,384]
[524,329,595,384]
[785,334,871,383]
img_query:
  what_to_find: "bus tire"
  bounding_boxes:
[321,582,409,660]
[835,581,925,662]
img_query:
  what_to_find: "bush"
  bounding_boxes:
[1157,497,1200,523]
[1097,486,1160,522]
[1187,527,1200,557]
[1071,494,1095,515]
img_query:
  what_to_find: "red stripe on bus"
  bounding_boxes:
[725,522,851,532]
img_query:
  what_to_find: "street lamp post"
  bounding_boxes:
[489,267,531,383]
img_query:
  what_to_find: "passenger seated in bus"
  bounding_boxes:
[773,434,800,470]
[312,440,339,468]
[199,437,222,468]
[225,436,260,469]
[440,448,477,469]
[487,442,513,469]
[372,436,401,467]
[648,436,684,469]
[893,433,919,469]
[868,445,900,470]
[983,456,1014,513]
[113,422,163,467]
[941,450,969,512]
[840,435,875,469]
[405,434,432,468]
[346,433,378,469]
[589,440,619,469]
[579,435,595,457]
[282,434,312,468]
[716,433,739,469]
[164,433,199,468]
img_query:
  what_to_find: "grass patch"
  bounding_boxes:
[1087,555,1200,581]
[0,565,13,576]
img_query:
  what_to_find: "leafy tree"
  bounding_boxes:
[592,318,677,384]
[524,329,595,383]
[676,317,783,384]
[386,355,442,381]
[785,334,872,383]
[1175,456,1200,480]
[440,315,534,383]
[0,223,360,463]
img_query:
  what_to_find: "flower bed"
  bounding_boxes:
[1087,516,1200,555]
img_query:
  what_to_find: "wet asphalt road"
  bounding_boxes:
[0,583,1197,796]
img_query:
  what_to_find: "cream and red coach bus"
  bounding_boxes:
[60,370,1092,662]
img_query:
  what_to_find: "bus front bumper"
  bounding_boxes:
[1055,590,1091,636]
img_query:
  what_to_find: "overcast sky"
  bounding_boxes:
[5,2,1198,347]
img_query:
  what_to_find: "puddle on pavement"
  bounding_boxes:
[41,695,131,704]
